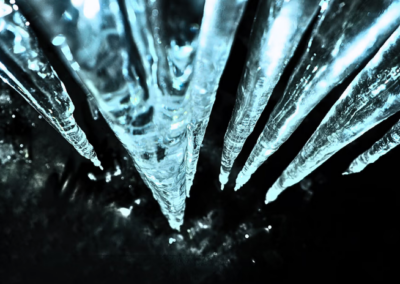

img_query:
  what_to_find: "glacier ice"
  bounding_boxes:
[235,0,400,190]
[0,0,102,168]
[219,0,321,190]
[267,25,400,204]
[344,119,400,175]
[185,0,247,195]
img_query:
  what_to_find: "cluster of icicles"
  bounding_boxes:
[1,0,400,230]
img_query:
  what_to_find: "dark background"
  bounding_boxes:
[0,0,399,283]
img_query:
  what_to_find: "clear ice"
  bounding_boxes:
[219,0,321,190]
[185,0,247,195]
[344,119,400,175]
[267,25,400,204]
[235,0,400,190]
[0,0,102,168]
[23,0,204,230]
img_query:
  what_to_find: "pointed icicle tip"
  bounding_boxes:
[91,156,103,170]
[265,181,283,204]
[234,170,248,191]
[170,223,181,232]
[265,192,277,205]
[219,170,229,191]
[342,169,352,175]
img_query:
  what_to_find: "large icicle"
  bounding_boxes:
[186,0,248,196]
[134,0,203,228]
[24,0,203,230]
[235,0,400,190]
[219,0,321,190]
[266,25,400,204]
[0,0,101,168]
[343,119,400,175]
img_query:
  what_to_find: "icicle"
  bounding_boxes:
[267,25,400,204]
[0,0,101,168]
[131,0,204,229]
[219,0,321,190]
[344,119,400,175]
[24,0,203,230]
[186,0,248,196]
[235,0,400,190]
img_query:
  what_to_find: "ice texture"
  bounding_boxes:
[0,0,101,168]
[23,0,204,230]
[235,0,400,190]
[185,0,247,196]
[344,119,400,175]
[219,0,321,190]
[267,25,400,204]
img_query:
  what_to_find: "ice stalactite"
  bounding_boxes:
[235,0,400,190]
[0,0,102,168]
[23,0,204,230]
[219,0,321,190]
[344,119,400,175]
[267,25,400,204]
[185,0,248,196]
[132,0,204,229]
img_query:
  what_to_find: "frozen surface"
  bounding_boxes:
[219,0,320,190]
[344,119,400,174]
[0,0,101,168]
[235,0,400,190]
[267,26,400,204]
[186,0,247,196]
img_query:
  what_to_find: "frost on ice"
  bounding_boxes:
[219,0,321,190]
[344,119,400,175]
[0,0,102,168]
[267,25,400,204]
[234,0,400,190]
[186,0,247,196]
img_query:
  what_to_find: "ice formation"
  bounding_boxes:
[267,25,400,204]
[219,0,321,190]
[235,0,400,190]
[344,119,400,175]
[186,0,247,195]
[5,0,400,228]
[0,0,101,168]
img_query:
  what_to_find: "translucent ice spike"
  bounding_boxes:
[185,0,248,196]
[126,0,204,229]
[343,119,400,175]
[219,0,321,190]
[235,0,400,190]
[0,0,101,168]
[25,0,203,230]
[267,26,400,204]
